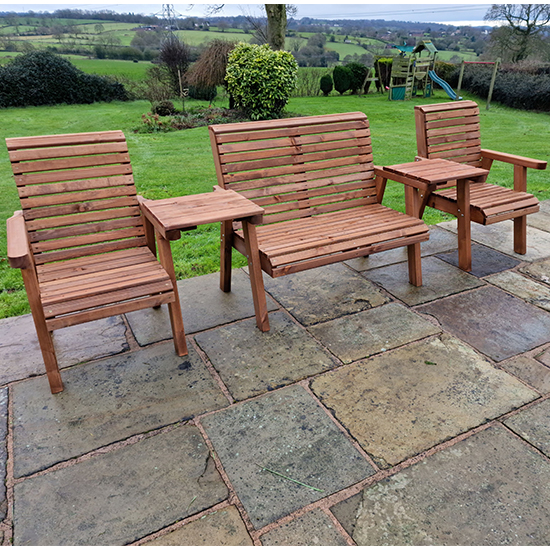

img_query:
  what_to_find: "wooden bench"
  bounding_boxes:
[415,100,547,254]
[6,131,187,393]
[209,112,430,327]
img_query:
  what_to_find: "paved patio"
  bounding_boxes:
[2,202,550,545]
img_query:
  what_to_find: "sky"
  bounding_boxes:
[0,2,502,27]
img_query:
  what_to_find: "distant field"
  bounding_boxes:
[175,29,250,46]
[67,56,151,79]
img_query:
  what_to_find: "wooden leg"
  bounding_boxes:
[514,216,527,255]
[242,220,270,332]
[404,185,423,286]
[21,268,63,393]
[220,220,233,292]
[456,179,472,272]
[156,232,188,356]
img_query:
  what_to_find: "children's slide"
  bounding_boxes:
[428,70,462,100]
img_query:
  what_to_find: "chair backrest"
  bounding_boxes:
[208,112,377,226]
[415,100,483,167]
[6,131,146,267]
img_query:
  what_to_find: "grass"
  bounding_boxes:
[1,91,549,318]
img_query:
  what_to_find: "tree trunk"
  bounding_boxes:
[265,4,287,50]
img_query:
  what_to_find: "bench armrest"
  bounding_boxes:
[7,210,33,269]
[481,149,547,170]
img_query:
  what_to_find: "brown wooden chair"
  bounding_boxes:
[6,131,187,394]
[415,100,547,254]
[208,112,429,327]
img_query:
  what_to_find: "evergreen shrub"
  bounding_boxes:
[333,65,352,94]
[320,73,333,96]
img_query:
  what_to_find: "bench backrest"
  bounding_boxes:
[415,100,483,167]
[208,112,377,226]
[6,131,146,267]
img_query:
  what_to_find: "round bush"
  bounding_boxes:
[0,51,127,108]
[333,65,352,95]
[225,43,298,120]
[188,85,217,102]
[152,100,176,116]
[345,62,368,94]
[320,74,333,96]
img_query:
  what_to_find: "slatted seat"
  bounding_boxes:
[6,131,187,393]
[209,112,429,301]
[415,101,547,254]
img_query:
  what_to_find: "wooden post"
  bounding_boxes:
[486,57,500,111]
[456,179,472,272]
[457,60,465,93]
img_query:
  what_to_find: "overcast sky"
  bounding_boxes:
[0,2,498,26]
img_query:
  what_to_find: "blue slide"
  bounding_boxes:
[428,70,462,100]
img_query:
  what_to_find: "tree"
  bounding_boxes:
[158,35,190,96]
[485,4,550,62]
[265,4,286,50]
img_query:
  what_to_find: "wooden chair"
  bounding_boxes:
[6,131,187,394]
[415,100,547,254]
[208,112,429,326]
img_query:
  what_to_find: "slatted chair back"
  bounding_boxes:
[415,100,485,171]
[208,112,378,226]
[6,131,146,268]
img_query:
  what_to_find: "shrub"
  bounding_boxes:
[0,51,127,108]
[320,73,333,96]
[345,61,368,94]
[152,100,177,116]
[225,42,298,120]
[188,85,217,102]
[333,65,352,95]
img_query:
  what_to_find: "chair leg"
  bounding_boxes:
[407,243,422,287]
[220,220,233,292]
[513,216,527,255]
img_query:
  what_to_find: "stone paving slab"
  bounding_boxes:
[308,302,440,364]
[366,256,483,306]
[536,346,550,368]
[261,263,388,326]
[201,385,375,529]
[0,314,128,385]
[13,426,228,546]
[125,270,279,345]
[13,341,228,478]
[526,200,550,232]
[260,508,348,546]
[144,505,253,546]
[330,425,550,545]
[519,257,550,284]
[0,389,7,523]
[486,271,550,311]
[499,356,550,395]
[344,226,457,272]
[438,219,550,261]
[436,243,520,278]
[311,335,537,468]
[419,286,550,362]
[195,311,338,401]
[504,399,550,458]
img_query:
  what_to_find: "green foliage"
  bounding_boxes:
[433,60,457,84]
[332,65,352,94]
[188,85,217,102]
[0,51,127,108]
[345,61,368,93]
[152,99,176,116]
[320,73,333,96]
[225,42,298,120]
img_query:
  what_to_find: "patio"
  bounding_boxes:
[2,203,550,545]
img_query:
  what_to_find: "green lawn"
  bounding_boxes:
[1,92,548,318]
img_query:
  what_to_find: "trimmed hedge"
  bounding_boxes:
[320,74,333,96]
[0,51,127,108]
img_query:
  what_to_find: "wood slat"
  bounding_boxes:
[425,114,480,131]
[21,185,137,209]
[8,141,128,162]
[6,130,126,150]
[17,175,135,198]
[15,164,132,186]
[11,153,131,175]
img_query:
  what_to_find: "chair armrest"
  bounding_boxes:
[7,210,32,269]
[481,149,547,170]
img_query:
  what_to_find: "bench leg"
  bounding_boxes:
[156,232,188,357]
[456,179,472,272]
[220,220,233,292]
[513,216,527,255]
[407,243,422,286]
[242,220,270,332]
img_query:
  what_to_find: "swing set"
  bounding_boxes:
[457,58,501,110]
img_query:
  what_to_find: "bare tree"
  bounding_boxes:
[485,4,550,62]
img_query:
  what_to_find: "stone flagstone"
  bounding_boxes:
[261,263,388,326]
[486,270,550,311]
[331,426,550,545]
[344,226,457,272]
[438,219,550,261]
[13,426,228,546]
[125,270,278,345]
[0,314,128,385]
[311,335,537,468]
[519,257,550,285]
[308,302,440,364]
[195,311,339,401]
[499,356,550,395]
[419,286,550,362]
[201,385,375,529]
[504,399,550,458]
[436,243,520,278]
[260,508,349,546]
[526,200,550,233]
[0,389,7,523]
[144,506,253,546]
[366,256,483,306]
[13,341,228,478]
